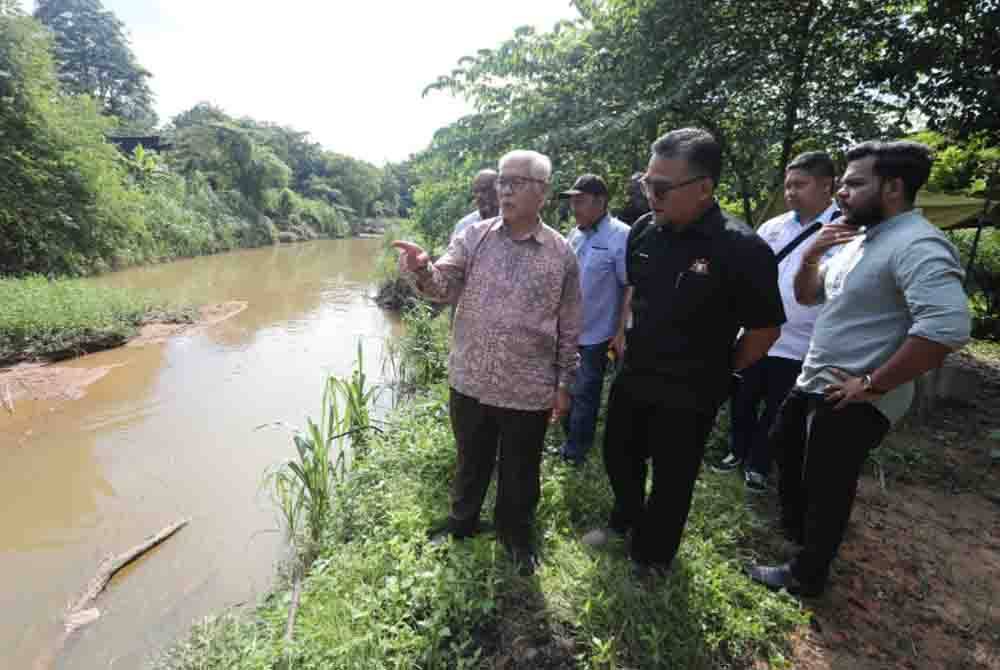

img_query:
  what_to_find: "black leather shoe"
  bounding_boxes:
[507,545,540,576]
[747,563,824,597]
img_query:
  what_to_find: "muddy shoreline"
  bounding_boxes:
[0,301,247,413]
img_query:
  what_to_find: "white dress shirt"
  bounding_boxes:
[755,202,840,361]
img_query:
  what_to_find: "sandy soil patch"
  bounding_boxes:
[0,301,248,412]
[127,300,247,347]
[776,350,1000,670]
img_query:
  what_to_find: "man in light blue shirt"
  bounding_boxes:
[749,140,970,597]
[559,174,631,463]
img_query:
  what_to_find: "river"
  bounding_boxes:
[0,238,399,669]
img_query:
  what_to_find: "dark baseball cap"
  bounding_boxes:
[559,174,609,198]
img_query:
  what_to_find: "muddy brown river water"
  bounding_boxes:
[0,239,399,669]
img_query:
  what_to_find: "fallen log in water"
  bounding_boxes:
[33,518,190,670]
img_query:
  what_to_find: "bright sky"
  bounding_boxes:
[21,0,578,164]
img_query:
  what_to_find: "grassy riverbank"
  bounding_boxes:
[0,275,187,365]
[159,313,808,670]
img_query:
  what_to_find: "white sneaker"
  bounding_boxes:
[581,527,623,547]
[711,452,742,473]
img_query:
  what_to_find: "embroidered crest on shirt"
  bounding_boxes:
[689,258,710,274]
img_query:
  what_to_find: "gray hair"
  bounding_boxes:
[499,150,552,182]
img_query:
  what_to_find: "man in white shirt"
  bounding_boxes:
[714,152,840,492]
[450,169,499,242]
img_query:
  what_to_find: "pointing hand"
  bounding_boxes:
[391,240,430,272]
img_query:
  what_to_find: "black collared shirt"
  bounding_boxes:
[622,203,785,414]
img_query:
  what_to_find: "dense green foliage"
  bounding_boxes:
[0,275,167,363]
[407,0,997,248]
[34,0,157,130]
[0,2,408,278]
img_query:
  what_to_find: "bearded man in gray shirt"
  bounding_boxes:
[748,140,970,597]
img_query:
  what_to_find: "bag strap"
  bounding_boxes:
[772,210,840,264]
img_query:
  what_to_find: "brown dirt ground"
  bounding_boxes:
[774,349,1000,670]
[0,301,247,411]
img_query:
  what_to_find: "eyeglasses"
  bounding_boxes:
[496,176,548,193]
[639,174,707,200]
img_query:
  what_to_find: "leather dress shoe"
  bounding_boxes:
[747,563,824,597]
[508,545,539,576]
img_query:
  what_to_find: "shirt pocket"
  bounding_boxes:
[584,248,613,275]
[671,272,718,322]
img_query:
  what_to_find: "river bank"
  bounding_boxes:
[158,305,1000,669]
[0,238,401,669]
[0,301,247,412]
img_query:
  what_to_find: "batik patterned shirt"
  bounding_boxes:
[404,216,582,411]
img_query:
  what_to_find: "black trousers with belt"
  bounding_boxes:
[602,378,716,568]
[447,388,549,551]
[771,389,891,587]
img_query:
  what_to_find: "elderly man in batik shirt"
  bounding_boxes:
[393,149,582,576]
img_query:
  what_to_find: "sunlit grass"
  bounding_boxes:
[0,275,165,363]
[163,380,807,670]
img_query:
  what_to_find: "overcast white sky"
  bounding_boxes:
[21,0,579,164]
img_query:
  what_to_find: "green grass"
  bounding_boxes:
[966,337,1000,365]
[160,379,808,670]
[0,275,171,364]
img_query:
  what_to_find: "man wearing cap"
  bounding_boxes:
[559,174,632,464]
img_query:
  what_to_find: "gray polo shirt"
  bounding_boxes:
[796,209,970,424]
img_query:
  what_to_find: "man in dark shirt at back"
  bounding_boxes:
[583,128,786,576]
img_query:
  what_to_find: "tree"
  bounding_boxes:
[870,0,1000,143]
[33,0,157,128]
[0,9,148,275]
[424,0,905,224]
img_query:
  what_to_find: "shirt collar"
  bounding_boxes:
[685,201,726,238]
[864,208,919,241]
[501,216,545,243]
[791,201,839,227]
[579,213,609,237]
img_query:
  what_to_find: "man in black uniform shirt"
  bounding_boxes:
[582,128,786,574]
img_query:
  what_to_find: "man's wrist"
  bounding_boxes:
[862,373,886,395]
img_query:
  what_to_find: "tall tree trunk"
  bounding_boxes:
[772,0,820,202]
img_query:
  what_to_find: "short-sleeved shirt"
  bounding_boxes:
[566,214,630,346]
[622,204,786,414]
[451,210,482,243]
[797,209,970,424]
[755,202,840,361]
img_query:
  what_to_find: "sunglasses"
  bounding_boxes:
[639,174,707,200]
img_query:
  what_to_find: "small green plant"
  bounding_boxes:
[398,301,449,388]
[265,343,380,564]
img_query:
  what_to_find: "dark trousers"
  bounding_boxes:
[562,339,610,460]
[771,390,890,587]
[729,356,803,476]
[603,378,716,567]
[448,388,549,550]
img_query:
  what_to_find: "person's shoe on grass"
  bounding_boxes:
[746,562,824,597]
[711,452,742,473]
[744,470,768,494]
[581,526,625,547]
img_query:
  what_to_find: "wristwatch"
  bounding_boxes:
[861,374,884,395]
